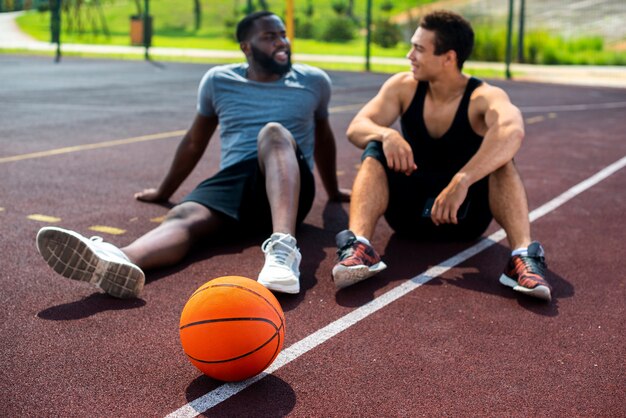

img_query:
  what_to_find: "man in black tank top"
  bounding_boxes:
[332,10,552,301]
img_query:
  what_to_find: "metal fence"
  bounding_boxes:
[3,0,625,68]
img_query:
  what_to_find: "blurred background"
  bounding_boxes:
[1,0,625,74]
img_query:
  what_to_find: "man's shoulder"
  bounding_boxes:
[204,63,247,81]
[290,64,331,83]
[384,71,417,88]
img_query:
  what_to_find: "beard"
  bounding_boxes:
[251,45,292,77]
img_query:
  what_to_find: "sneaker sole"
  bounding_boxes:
[36,227,144,299]
[332,261,387,289]
[499,274,551,302]
[257,278,300,295]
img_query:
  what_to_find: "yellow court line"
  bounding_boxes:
[0,104,366,165]
[0,130,186,164]
[27,214,61,223]
[88,225,126,235]
[526,115,546,125]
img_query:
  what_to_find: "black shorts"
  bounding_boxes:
[182,147,315,232]
[362,141,492,241]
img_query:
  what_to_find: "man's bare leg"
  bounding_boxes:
[256,122,303,294]
[348,157,389,240]
[257,122,300,236]
[489,161,551,301]
[333,157,388,288]
[121,202,228,270]
[488,161,531,250]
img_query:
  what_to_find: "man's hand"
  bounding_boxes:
[431,173,470,225]
[381,131,417,176]
[328,187,351,203]
[134,188,169,203]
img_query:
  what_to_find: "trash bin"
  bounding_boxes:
[130,15,152,46]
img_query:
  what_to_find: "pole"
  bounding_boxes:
[285,0,294,52]
[247,0,253,14]
[143,0,150,60]
[505,0,514,79]
[517,0,525,63]
[50,0,61,62]
[365,0,372,72]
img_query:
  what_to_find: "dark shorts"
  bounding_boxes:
[182,147,315,233]
[362,141,492,241]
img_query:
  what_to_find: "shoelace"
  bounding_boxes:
[262,238,295,265]
[336,236,357,260]
[517,255,547,276]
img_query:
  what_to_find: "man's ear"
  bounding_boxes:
[240,41,251,56]
[444,49,458,68]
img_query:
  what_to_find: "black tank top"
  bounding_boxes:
[400,77,483,179]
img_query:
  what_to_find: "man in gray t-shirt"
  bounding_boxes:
[35,12,350,299]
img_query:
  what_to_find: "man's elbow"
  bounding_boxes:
[511,126,524,145]
[346,121,363,146]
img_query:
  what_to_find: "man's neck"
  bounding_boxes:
[427,72,469,103]
[246,63,282,82]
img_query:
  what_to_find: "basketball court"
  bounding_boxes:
[1,54,624,416]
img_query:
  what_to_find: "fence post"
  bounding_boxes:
[50,0,61,62]
[143,0,150,60]
[505,0,514,79]
[365,0,372,72]
[518,0,525,63]
[286,0,294,51]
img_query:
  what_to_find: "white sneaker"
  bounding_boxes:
[257,233,301,294]
[36,226,145,299]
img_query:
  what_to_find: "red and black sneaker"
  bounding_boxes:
[332,230,387,289]
[499,241,551,301]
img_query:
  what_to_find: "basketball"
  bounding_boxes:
[179,276,286,382]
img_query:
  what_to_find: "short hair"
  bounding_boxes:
[236,11,276,42]
[420,10,474,70]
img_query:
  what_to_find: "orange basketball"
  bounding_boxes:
[179,276,286,382]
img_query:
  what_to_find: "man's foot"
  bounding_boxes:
[36,226,144,299]
[332,230,387,289]
[258,233,301,294]
[499,241,551,301]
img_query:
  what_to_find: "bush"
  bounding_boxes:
[296,19,315,39]
[472,26,507,62]
[372,19,402,49]
[319,16,355,43]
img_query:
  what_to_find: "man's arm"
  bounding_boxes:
[135,113,219,202]
[346,72,417,175]
[314,117,350,202]
[431,85,525,225]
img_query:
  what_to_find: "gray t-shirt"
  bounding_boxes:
[197,63,331,171]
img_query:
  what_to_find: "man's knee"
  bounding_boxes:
[491,160,518,180]
[361,155,385,169]
[257,122,296,150]
[164,202,210,224]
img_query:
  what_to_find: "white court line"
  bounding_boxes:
[520,101,626,113]
[166,154,626,418]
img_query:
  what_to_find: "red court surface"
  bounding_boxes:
[1,55,625,417]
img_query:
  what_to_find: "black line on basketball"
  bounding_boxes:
[189,283,285,328]
[180,316,279,331]
[184,321,282,364]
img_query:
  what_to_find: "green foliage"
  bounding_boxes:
[330,0,348,16]
[320,15,355,43]
[372,19,402,49]
[295,17,315,39]
[13,0,623,65]
[472,26,507,62]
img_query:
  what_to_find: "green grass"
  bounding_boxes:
[15,0,623,65]
[15,0,422,56]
